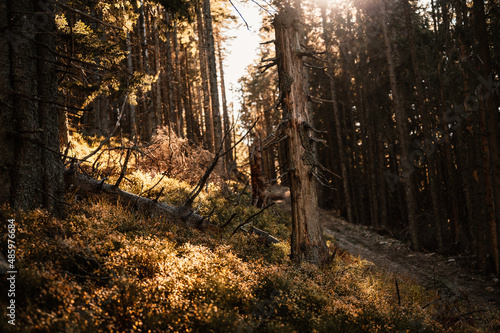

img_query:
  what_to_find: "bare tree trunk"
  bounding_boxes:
[203,0,223,152]
[358,87,379,228]
[320,4,354,224]
[274,7,329,265]
[165,11,177,135]
[65,169,206,228]
[182,44,200,144]
[195,3,213,151]
[138,0,153,141]
[152,5,163,129]
[0,0,64,216]
[376,129,388,228]
[126,32,137,140]
[217,38,235,173]
[473,0,500,275]
[403,0,444,251]
[380,0,420,250]
[263,103,277,183]
[250,137,267,208]
[173,21,184,138]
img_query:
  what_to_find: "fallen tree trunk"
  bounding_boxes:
[65,168,283,244]
[64,169,207,229]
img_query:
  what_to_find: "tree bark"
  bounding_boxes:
[173,21,184,138]
[195,3,213,151]
[380,0,420,250]
[274,7,329,265]
[203,0,223,152]
[182,44,200,144]
[320,4,354,224]
[249,137,267,208]
[126,32,138,140]
[165,11,177,135]
[403,0,445,251]
[217,38,235,174]
[0,0,64,216]
[152,5,163,130]
[473,0,500,275]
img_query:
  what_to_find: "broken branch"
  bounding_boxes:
[230,202,276,238]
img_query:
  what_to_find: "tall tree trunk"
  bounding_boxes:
[173,20,184,138]
[165,11,177,135]
[182,44,200,144]
[138,0,152,140]
[473,0,500,275]
[380,0,420,250]
[263,102,277,183]
[376,127,388,228]
[403,0,444,251]
[126,32,138,140]
[274,7,329,265]
[152,5,163,130]
[195,3,213,151]
[359,87,380,228]
[250,136,267,208]
[0,0,64,216]
[217,38,235,173]
[202,0,223,152]
[320,5,354,224]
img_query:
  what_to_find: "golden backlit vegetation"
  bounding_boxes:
[1,134,499,332]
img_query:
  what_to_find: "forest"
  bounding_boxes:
[0,0,499,331]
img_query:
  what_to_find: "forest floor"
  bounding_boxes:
[321,212,500,311]
[271,186,500,312]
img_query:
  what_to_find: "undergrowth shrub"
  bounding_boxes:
[138,128,226,184]
[1,134,498,332]
[2,199,500,332]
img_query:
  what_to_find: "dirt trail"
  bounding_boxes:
[270,185,499,310]
[320,209,500,310]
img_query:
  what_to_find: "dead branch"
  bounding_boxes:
[65,169,211,230]
[304,62,328,70]
[220,213,238,229]
[114,147,132,188]
[261,118,289,151]
[246,226,280,244]
[259,61,277,73]
[297,50,326,57]
[266,171,289,184]
[228,0,249,30]
[262,57,277,62]
[309,95,334,104]
[250,0,274,15]
[61,142,71,165]
[395,279,401,306]
[153,188,164,202]
[421,297,442,309]
[139,172,167,197]
[78,94,128,164]
[183,120,258,209]
[230,202,276,237]
[260,40,275,45]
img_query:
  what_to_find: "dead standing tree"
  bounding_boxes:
[272,7,330,265]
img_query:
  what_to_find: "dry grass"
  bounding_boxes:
[0,133,498,332]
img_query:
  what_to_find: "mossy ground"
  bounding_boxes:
[1,134,498,332]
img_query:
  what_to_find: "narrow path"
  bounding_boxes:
[320,209,500,310]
